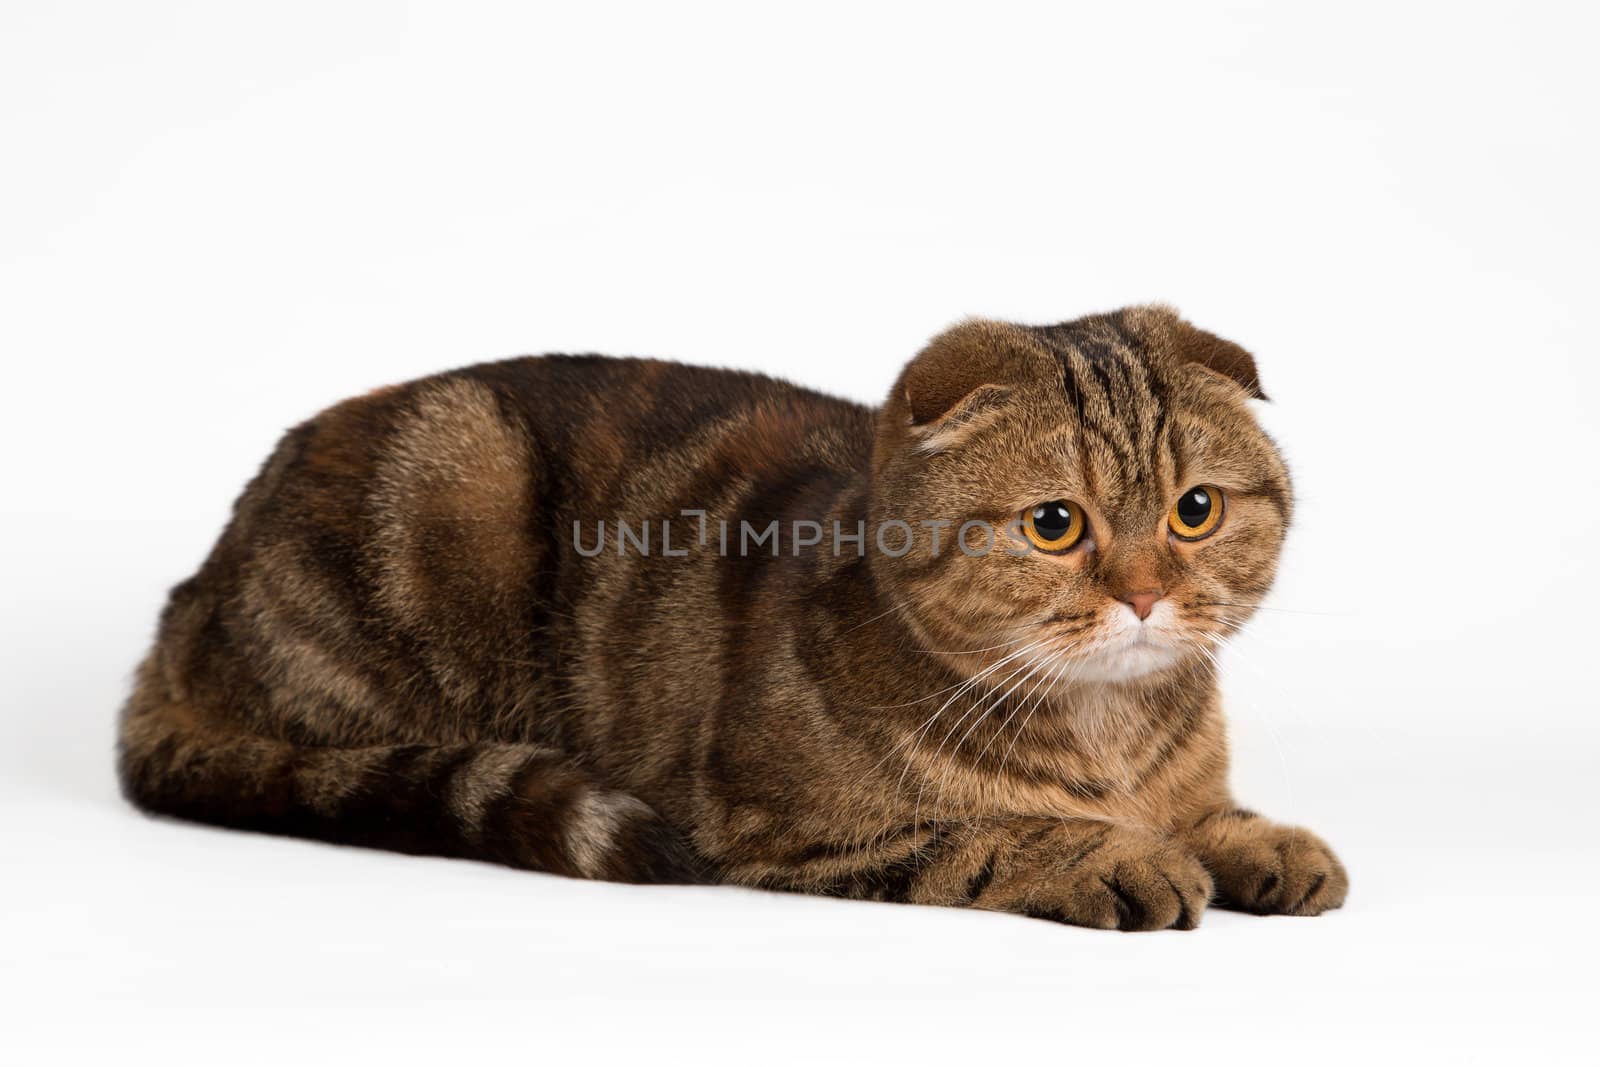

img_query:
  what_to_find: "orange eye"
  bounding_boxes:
[1022,500,1086,552]
[1169,485,1225,540]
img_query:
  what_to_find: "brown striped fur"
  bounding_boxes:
[118,305,1346,929]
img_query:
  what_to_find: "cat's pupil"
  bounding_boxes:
[1033,502,1072,538]
[1177,488,1211,526]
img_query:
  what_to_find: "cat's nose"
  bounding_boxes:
[1119,590,1164,622]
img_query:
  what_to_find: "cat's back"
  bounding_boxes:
[446,353,879,532]
[142,352,875,748]
[244,351,874,538]
[459,353,874,474]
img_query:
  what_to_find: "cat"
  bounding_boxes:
[118,305,1347,930]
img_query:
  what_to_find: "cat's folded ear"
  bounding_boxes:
[893,320,1054,451]
[1166,315,1268,401]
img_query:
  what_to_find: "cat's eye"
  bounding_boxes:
[1022,500,1086,553]
[1169,485,1225,541]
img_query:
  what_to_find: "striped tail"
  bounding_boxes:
[117,691,708,886]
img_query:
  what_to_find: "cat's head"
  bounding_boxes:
[869,306,1290,687]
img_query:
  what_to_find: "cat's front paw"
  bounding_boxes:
[993,827,1213,931]
[1206,823,1348,916]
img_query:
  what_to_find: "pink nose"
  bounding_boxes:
[1120,590,1164,621]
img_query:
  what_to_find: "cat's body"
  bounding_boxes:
[119,306,1347,929]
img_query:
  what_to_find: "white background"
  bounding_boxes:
[3,1,1596,1063]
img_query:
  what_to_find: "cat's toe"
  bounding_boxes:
[1275,838,1347,915]
[1062,848,1212,931]
[1214,827,1347,916]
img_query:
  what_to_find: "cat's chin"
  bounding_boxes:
[1068,638,1184,684]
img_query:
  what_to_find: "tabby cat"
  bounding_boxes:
[119,305,1347,930]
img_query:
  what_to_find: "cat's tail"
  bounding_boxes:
[116,661,710,886]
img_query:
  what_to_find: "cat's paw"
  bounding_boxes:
[999,828,1213,931]
[1207,824,1347,916]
